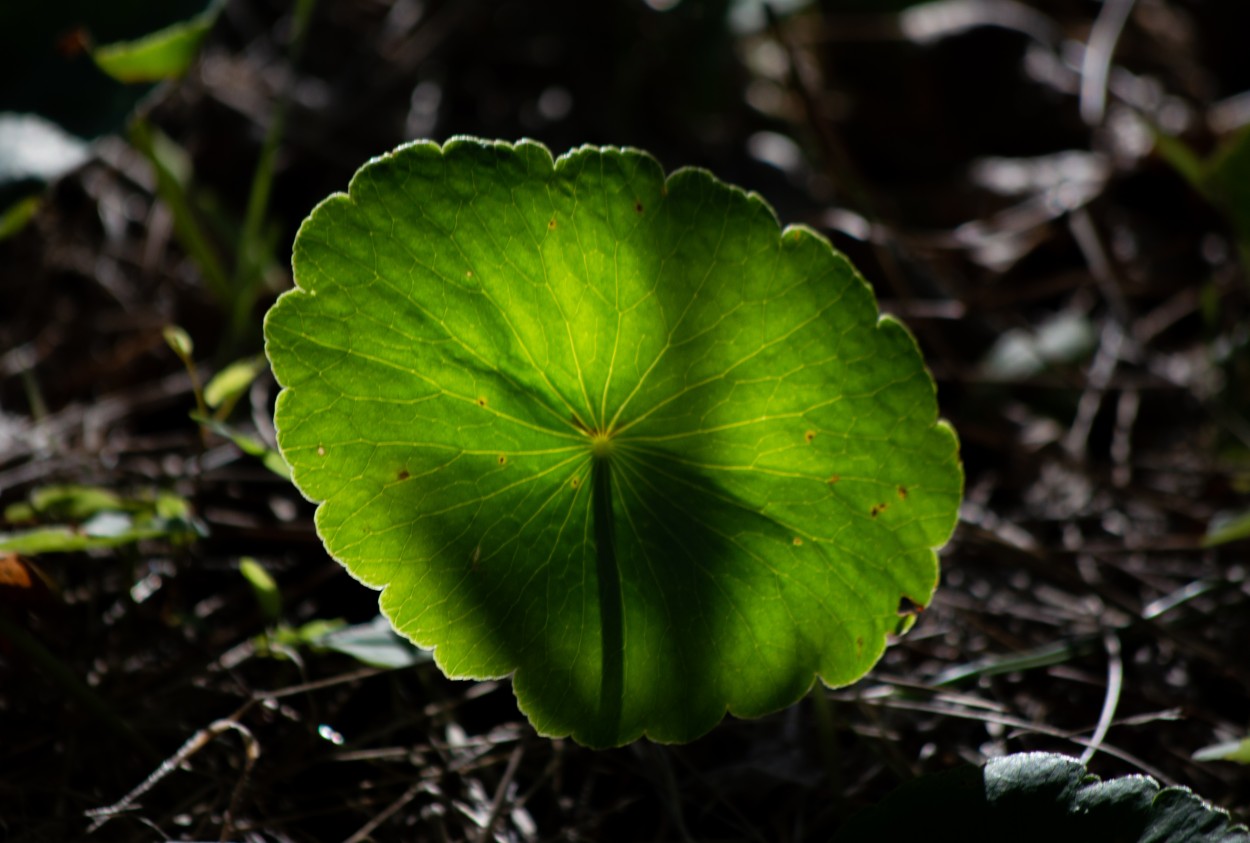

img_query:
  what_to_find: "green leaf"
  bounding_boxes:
[191,414,291,479]
[163,325,195,360]
[265,138,962,747]
[239,557,282,622]
[1203,508,1250,548]
[1154,131,1209,196]
[0,487,203,555]
[833,752,1250,843]
[0,526,119,555]
[314,614,433,669]
[0,194,41,241]
[203,356,266,411]
[1194,738,1250,765]
[1203,126,1250,251]
[90,0,223,84]
[1155,125,1250,271]
[259,618,347,657]
[27,485,125,522]
[0,519,182,555]
[0,2,222,146]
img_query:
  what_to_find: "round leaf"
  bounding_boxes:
[265,138,962,747]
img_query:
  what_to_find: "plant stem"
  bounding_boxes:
[131,118,232,305]
[592,454,623,738]
[231,0,319,347]
[810,687,845,812]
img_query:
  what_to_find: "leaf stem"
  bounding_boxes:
[592,453,623,737]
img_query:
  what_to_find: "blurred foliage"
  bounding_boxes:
[239,557,282,622]
[0,0,219,138]
[0,485,203,555]
[1194,738,1250,766]
[0,0,221,234]
[1156,126,1250,272]
[91,0,224,84]
[1,0,1249,835]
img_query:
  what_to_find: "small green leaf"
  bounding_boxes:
[1194,738,1250,765]
[1203,508,1250,548]
[2,502,36,524]
[0,526,108,555]
[192,414,291,479]
[1154,130,1208,193]
[1156,125,1250,270]
[0,2,222,202]
[153,491,192,522]
[266,138,962,747]
[163,325,195,360]
[90,0,223,83]
[27,485,124,522]
[1204,126,1250,250]
[260,619,347,657]
[315,615,432,669]
[260,451,292,480]
[833,752,1250,843]
[0,194,41,240]
[239,557,282,622]
[0,522,174,555]
[204,356,266,411]
[0,487,203,555]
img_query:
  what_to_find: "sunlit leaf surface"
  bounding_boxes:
[265,138,961,746]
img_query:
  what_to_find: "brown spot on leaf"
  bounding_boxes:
[804,430,816,443]
[827,474,840,485]
[634,200,644,213]
[497,454,507,465]
[570,477,581,489]
[792,536,803,546]
[870,502,888,518]
[397,469,410,481]
[856,636,864,654]
[476,397,487,407]
[548,217,557,230]
[897,485,908,500]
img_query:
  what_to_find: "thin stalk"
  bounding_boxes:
[231,0,318,346]
[592,454,623,739]
[1078,631,1123,764]
[131,118,231,304]
[810,687,846,816]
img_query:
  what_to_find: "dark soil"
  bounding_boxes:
[2,1,1249,840]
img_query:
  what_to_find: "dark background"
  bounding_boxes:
[2,1,1249,840]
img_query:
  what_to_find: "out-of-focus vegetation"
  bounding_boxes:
[1,1,1249,839]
